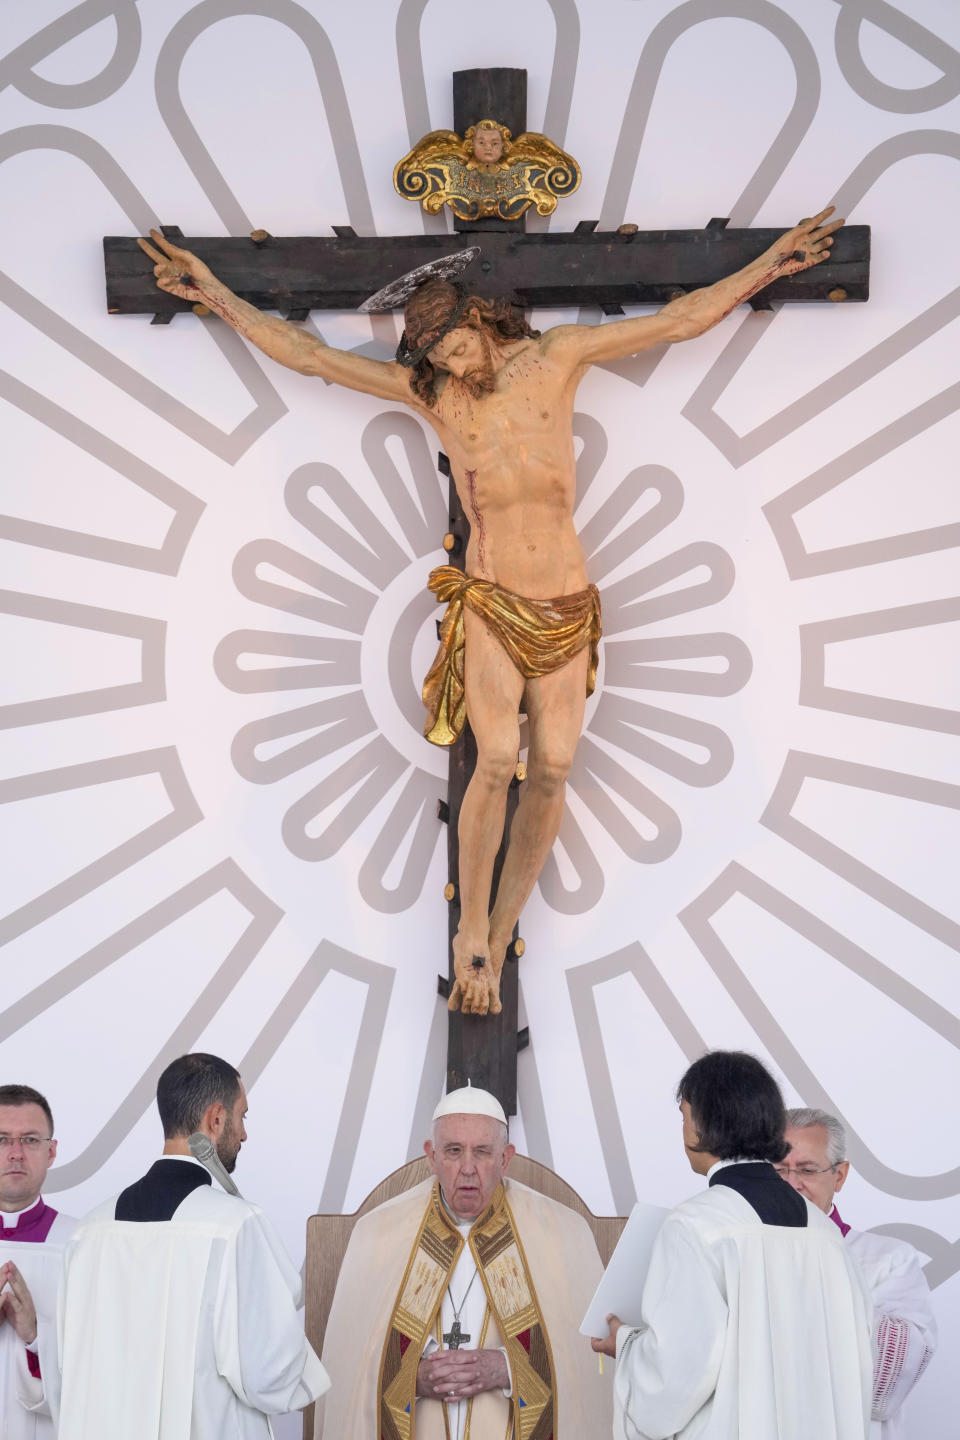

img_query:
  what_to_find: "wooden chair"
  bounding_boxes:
[303,1155,626,1438]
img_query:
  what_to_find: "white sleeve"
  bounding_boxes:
[613,1218,726,1440]
[215,1210,330,1415]
[868,1247,937,1422]
[498,1346,512,1398]
[16,1286,62,1419]
[14,1338,47,1416]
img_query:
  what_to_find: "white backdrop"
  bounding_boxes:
[2,1,959,1434]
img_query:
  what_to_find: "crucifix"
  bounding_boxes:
[103,67,869,1124]
[443,1319,470,1351]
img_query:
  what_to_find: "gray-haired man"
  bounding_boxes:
[782,1108,936,1439]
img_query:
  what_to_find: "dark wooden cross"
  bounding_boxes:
[102,68,870,1122]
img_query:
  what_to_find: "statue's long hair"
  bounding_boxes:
[403,280,539,407]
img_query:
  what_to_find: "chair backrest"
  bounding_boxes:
[303,1154,626,1438]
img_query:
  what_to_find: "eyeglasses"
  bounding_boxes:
[774,1162,839,1179]
[0,1135,51,1149]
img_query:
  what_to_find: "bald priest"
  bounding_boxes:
[317,1084,611,1438]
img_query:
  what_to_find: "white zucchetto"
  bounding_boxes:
[432,1081,507,1127]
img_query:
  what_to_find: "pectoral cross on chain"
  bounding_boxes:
[443,1319,470,1350]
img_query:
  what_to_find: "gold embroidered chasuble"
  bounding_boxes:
[315,1177,612,1440]
[379,1181,555,1440]
[422,565,602,747]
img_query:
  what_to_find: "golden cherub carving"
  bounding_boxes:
[394,118,581,222]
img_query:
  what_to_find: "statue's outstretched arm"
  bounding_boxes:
[137,231,412,404]
[543,206,844,369]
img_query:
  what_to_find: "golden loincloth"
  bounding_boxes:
[422,564,602,747]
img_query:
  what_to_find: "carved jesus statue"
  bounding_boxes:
[140,206,842,1016]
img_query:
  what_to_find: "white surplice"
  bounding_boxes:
[56,1182,329,1440]
[613,1183,874,1440]
[0,1211,75,1440]
[844,1226,937,1440]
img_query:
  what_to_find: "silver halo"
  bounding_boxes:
[358,246,482,313]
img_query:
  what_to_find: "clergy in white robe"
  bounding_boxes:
[56,1052,329,1440]
[784,1108,937,1439]
[1,1203,76,1440]
[0,1084,75,1440]
[317,1085,611,1439]
[596,1052,873,1440]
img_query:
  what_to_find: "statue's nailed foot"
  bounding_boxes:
[448,935,502,1016]
[483,933,512,1017]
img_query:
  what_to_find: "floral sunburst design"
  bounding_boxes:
[540,432,753,913]
[215,412,752,915]
[213,410,445,915]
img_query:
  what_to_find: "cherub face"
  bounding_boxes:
[472,127,504,164]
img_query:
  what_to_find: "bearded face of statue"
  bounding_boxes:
[472,126,504,164]
[428,325,497,399]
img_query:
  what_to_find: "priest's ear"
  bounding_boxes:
[833,1159,851,1194]
[199,1101,227,1140]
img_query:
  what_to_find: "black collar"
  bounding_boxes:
[115,1158,212,1222]
[709,1161,807,1227]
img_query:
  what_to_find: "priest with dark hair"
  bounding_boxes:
[593,1051,874,1440]
[56,1053,329,1440]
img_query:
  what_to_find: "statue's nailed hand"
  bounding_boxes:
[137,229,215,303]
[767,205,845,277]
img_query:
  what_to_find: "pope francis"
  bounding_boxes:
[316,1084,611,1439]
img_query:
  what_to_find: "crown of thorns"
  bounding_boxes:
[395,285,472,368]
